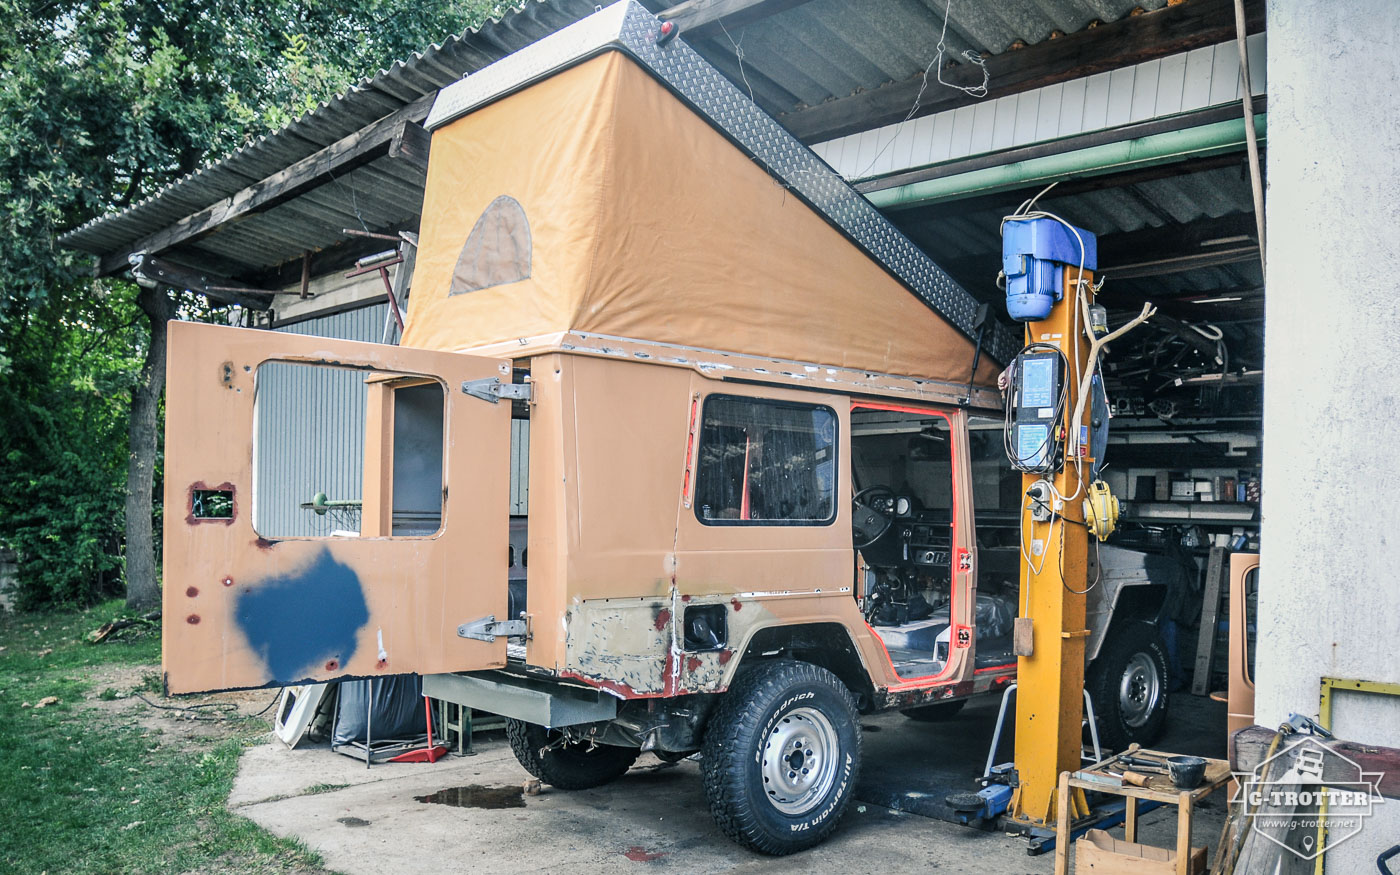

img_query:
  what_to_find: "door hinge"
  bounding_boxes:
[461,377,531,404]
[458,615,531,642]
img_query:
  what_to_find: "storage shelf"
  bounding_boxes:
[1121,500,1258,525]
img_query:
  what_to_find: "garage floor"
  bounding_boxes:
[230,693,1227,873]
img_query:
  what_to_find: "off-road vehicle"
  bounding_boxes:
[163,3,1170,855]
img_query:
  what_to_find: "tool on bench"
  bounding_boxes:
[1071,768,1155,789]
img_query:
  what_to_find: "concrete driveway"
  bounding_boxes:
[229,699,1225,874]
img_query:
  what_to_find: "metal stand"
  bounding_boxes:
[434,700,507,756]
[983,683,1102,779]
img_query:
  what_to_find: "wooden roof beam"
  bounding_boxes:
[780,0,1265,144]
[96,93,436,277]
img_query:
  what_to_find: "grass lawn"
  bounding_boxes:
[0,599,331,874]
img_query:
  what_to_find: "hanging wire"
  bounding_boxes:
[848,0,990,181]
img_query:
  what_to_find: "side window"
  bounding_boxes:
[694,395,836,526]
[251,363,445,539]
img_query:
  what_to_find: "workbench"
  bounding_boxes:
[1054,745,1231,875]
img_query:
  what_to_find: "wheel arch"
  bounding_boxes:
[1087,581,1166,665]
[727,621,876,711]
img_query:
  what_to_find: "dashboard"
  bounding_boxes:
[863,493,953,568]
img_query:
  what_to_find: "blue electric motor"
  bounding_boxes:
[1002,216,1098,322]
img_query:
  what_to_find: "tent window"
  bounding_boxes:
[449,195,532,294]
[695,395,837,526]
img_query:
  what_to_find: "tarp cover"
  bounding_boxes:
[332,674,427,746]
[404,51,998,387]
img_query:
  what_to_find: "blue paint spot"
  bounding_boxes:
[236,549,369,682]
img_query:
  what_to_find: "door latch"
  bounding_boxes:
[458,615,531,642]
[461,377,531,404]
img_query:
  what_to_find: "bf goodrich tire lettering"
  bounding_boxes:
[700,660,862,855]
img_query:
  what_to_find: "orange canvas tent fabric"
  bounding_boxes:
[404,51,999,387]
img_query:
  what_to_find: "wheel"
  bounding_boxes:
[505,719,640,790]
[700,660,862,855]
[900,699,966,722]
[1086,620,1169,751]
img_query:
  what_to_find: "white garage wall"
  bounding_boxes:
[1259,1,1400,868]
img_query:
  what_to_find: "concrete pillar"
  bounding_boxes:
[1259,0,1400,867]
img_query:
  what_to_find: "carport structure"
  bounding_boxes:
[59,0,1400,869]
[61,0,1270,471]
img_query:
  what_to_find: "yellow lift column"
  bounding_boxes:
[1008,268,1093,828]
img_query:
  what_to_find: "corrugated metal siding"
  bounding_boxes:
[813,33,1266,181]
[253,303,530,534]
[511,419,530,515]
[254,305,389,537]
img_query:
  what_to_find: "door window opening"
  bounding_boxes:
[252,362,445,539]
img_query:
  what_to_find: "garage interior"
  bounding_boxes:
[57,0,1400,871]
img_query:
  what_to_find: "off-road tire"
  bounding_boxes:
[900,699,967,722]
[1086,620,1169,751]
[505,719,640,790]
[700,660,862,855]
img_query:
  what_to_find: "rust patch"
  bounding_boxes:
[652,608,671,632]
[730,597,742,612]
[718,649,734,665]
[559,670,645,699]
[685,656,702,673]
[185,586,199,598]
[680,594,691,602]
[375,658,387,670]
[325,659,339,672]
[221,576,234,587]
[186,614,201,625]
[623,847,666,862]
[253,538,277,551]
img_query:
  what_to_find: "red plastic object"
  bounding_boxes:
[388,696,448,763]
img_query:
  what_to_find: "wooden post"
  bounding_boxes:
[1175,792,1193,875]
[1192,546,1228,695]
[1054,770,1072,875]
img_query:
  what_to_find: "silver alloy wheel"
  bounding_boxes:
[760,706,841,815]
[1118,651,1162,729]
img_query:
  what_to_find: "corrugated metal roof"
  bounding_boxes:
[60,0,603,257]
[63,0,1226,287]
[889,162,1260,307]
[683,0,1169,113]
[61,0,1176,268]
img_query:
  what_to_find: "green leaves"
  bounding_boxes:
[0,0,508,608]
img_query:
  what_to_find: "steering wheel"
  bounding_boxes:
[852,484,895,549]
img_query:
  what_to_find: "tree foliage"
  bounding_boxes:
[0,289,143,607]
[0,0,513,607]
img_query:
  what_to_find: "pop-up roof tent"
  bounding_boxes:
[402,0,1017,389]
